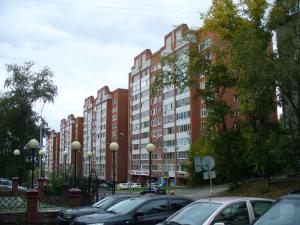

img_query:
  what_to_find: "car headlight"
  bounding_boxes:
[64,214,72,219]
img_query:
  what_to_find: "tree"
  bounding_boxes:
[0,61,58,183]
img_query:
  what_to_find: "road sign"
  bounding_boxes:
[194,156,202,172]
[203,171,216,180]
[202,156,215,171]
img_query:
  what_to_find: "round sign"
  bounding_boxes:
[202,156,215,171]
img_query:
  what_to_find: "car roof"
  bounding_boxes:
[128,195,193,201]
[195,196,273,204]
[281,193,300,199]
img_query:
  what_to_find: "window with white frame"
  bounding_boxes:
[201,108,208,118]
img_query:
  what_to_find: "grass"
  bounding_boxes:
[217,178,300,199]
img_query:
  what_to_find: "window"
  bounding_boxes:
[112,114,117,121]
[177,138,190,146]
[141,111,149,118]
[164,103,174,113]
[201,108,208,118]
[233,95,238,102]
[151,108,157,116]
[112,123,117,129]
[132,114,140,121]
[112,106,117,113]
[234,109,239,117]
[177,124,190,132]
[163,114,175,124]
[177,151,188,159]
[152,129,162,137]
[176,97,190,108]
[141,121,149,128]
[164,139,175,147]
[141,90,149,98]
[176,111,190,120]
[141,100,149,108]
[170,199,192,212]
[200,81,206,90]
[199,37,212,51]
[151,118,162,127]
[137,199,168,215]
[164,127,174,135]
[250,201,273,218]
[140,132,149,139]
[212,202,250,225]
[112,99,117,105]
[164,90,174,99]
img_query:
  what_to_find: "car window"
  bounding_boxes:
[254,198,300,225]
[169,199,192,212]
[93,196,117,209]
[212,201,250,225]
[138,199,168,215]
[107,197,147,214]
[250,201,273,218]
[166,202,221,225]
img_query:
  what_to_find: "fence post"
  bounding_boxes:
[11,177,20,193]
[26,189,39,225]
[38,178,46,196]
[68,188,81,208]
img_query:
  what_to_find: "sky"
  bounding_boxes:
[0,0,212,131]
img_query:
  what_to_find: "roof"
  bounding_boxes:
[195,196,273,204]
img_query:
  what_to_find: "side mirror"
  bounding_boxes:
[135,211,145,217]
[214,223,225,225]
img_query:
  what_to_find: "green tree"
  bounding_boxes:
[0,61,58,183]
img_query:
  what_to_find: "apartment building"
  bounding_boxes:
[83,87,128,182]
[59,114,84,177]
[128,24,240,186]
[45,130,60,177]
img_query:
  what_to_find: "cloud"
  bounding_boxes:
[0,0,211,131]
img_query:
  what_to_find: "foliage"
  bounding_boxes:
[151,0,299,184]
[0,61,58,183]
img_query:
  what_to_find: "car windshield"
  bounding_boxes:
[254,198,300,225]
[165,201,221,225]
[93,196,117,209]
[106,197,147,214]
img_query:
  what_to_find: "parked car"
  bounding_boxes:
[130,183,142,189]
[0,178,27,192]
[253,191,300,225]
[157,197,274,225]
[70,195,193,225]
[140,187,166,195]
[117,183,129,190]
[57,195,135,225]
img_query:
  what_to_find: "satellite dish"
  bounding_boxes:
[202,156,215,171]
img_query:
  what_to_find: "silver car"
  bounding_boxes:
[157,197,274,225]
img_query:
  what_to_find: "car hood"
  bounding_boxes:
[73,212,126,224]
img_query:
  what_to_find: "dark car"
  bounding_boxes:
[253,191,300,225]
[70,195,193,225]
[57,195,134,225]
[140,187,166,195]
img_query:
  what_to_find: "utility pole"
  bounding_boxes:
[39,101,46,178]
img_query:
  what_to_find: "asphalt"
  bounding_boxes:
[116,184,229,200]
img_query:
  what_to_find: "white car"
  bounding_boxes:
[130,183,142,189]
[117,183,129,190]
[157,197,274,225]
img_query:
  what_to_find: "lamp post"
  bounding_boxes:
[38,149,46,178]
[13,149,20,177]
[39,100,46,178]
[146,143,155,191]
[109,142,119,195]
[87,150,93,200]
[63,150,68,184]
[71,141,81,187]
[28,139,39,189]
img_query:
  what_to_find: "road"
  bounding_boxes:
[116,184,229,200]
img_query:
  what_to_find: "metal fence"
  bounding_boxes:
[0,193,26,212]
[39,194,67,209]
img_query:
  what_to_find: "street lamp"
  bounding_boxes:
[146,143,155,191]
[13,149,20,178]
[14,149,20,156]
[28,139,39,189]
[63,150,68,184]
[109,142,119,195]
[87,150,93,200]
[87,150,93,176]
[38,149,46,178]
[71,141,81,187]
